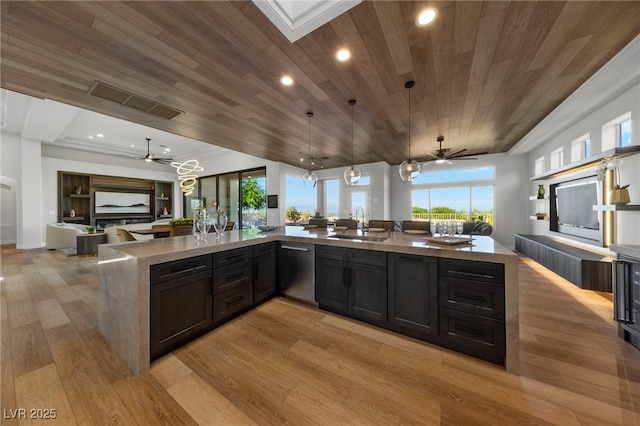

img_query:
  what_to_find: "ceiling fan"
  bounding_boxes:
[422,135,487,165]
[134,138,173,164]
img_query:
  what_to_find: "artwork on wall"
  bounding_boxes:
[95,192,150,214]
[267,194,278,208]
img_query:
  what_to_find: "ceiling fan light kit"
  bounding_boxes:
[302,112,318,188]
[344,99,361,186]
[140,138,173,164]
[399,80,420,182]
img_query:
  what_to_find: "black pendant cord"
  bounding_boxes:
[307,112,313,170]
[349,99,356,167]
[405,81,415,160]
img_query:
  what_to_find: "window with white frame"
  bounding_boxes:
[550,147,563,169]
[411,167,495,226]
[602,112,632,150]
[571,134,591,162]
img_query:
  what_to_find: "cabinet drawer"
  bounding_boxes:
[348,248,387,267]
[316,245,347,261]
[214,284,253,323]
[439,309,505,366]
[439,277,505,320]
[213,261,252,295]
[253,242,276,257]
[438,258,504,284]
[213,247,252,268]
[151,255,212,284]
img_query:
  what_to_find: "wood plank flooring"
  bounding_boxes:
[1,245,639,425]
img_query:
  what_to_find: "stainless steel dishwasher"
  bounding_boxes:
[278,242,316,305]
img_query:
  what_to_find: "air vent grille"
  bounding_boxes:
[89,81,183,120]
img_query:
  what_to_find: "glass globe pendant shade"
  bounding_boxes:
[344,165,361,186]
[399,159,420,181]
[302,171,318,188]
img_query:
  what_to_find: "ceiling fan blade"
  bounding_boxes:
[447,148,467,157]
[152,158,173,164]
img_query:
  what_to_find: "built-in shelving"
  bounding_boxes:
[530,146,640,181]
[593,204,640,212]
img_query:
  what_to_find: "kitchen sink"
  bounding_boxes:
[329,231,389,242]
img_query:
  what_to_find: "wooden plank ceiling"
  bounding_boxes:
[2,1,639,168]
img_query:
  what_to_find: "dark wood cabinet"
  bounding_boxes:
[438,258,506,366]
[253,243,277,305]
[315,257,348,313]
[58,172,91,225]
[212,246,254,324]
[388,253,438,338]
[315,246,387,325]
[150,255,213,361]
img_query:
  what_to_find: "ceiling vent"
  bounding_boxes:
[89,81,183,120]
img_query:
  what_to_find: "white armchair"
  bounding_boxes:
[45,223,87,249]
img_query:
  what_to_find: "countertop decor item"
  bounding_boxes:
[399,80,420,182]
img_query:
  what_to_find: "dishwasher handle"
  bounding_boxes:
[280,245,310,252]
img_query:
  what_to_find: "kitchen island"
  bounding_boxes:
[98,226,519,374]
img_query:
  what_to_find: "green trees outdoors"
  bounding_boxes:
[241,178,266,210]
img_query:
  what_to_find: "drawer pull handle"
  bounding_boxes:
[453,292,484,302]
[448,269,493,280]
[225,271,244,281]
[454,324,484,336]
[225,296,244,306]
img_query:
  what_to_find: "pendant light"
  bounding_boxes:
[399,81,420,181]
[344,99,361,185]
[302,112,318,188]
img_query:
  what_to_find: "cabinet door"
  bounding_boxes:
[388,254,438,337]
[254,253,276,305]
[348,263,387,324]
[150,270,213,360]
[315,258,348,313]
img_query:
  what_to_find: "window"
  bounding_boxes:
[571,134,591,162]
[410,166,495,226]
[353,175,370,185]
[620,118,631,147]
[602,112,632,150]
[550,147,563,169]
[324,179,339,221]
[285,174,316,222]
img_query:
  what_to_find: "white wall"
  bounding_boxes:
[388,153,529,249]
[526,82,640,248]
[0,132,21,244]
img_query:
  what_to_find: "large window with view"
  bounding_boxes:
[285,174,317,223]
[324,179,339,221]
[411,167,495,227]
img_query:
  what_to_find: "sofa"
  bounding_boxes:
[46,223,87,249]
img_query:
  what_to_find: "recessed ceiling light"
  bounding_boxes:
[300,157,305,162]
[164,148,171,152]
[130,144,135,148]
[416,8,437,26]
[88,136,94,139]
[281,75,294,86]
[96,133,104,138]
[336,49,351,62]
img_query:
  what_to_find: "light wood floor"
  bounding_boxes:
[1,245,639,425]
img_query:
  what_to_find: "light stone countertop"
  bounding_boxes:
[98,226,519,375]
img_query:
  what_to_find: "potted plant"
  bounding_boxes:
[608,159,631,205]
[86,225,97,234]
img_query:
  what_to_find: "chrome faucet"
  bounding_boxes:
[355,206,365,231]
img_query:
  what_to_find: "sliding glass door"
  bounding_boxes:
[183,167,266,230]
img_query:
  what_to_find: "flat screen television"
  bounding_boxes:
[550,176,602,243]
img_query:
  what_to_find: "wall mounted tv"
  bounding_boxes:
[549,176,602,244]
